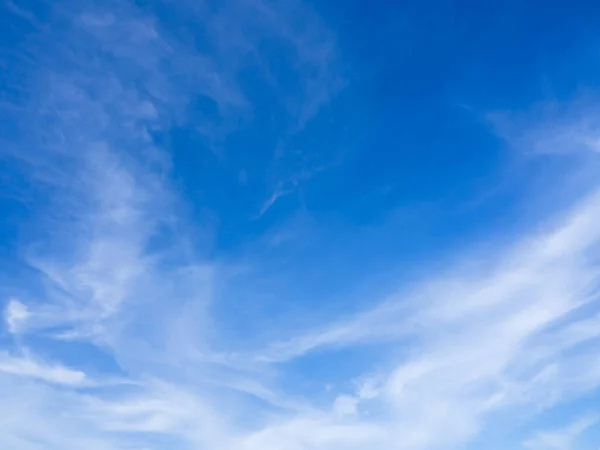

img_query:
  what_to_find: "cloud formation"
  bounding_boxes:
[524,415,598,450]
[1,0,600,449]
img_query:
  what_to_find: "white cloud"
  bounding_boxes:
[488,98,600,157]
[241,185,600,449]
[2,0,600,449]
[0,0,346,448]
[0,352,85,386]
[332,395,358,417]
[4,298,29,334]
[524,415,598,450]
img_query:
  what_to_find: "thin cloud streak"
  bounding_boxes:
[0,352,86,386]
[524,415,598,450]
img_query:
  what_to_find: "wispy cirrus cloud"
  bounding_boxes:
[524,415,598,450]
[4,299,29,334]
[0,352,86,385]
[239,181,600,450]
[2,0,600,449]
[488,98,600,157]
[0,0,345,448]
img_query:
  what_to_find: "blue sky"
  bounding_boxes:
[2,0,600,448]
